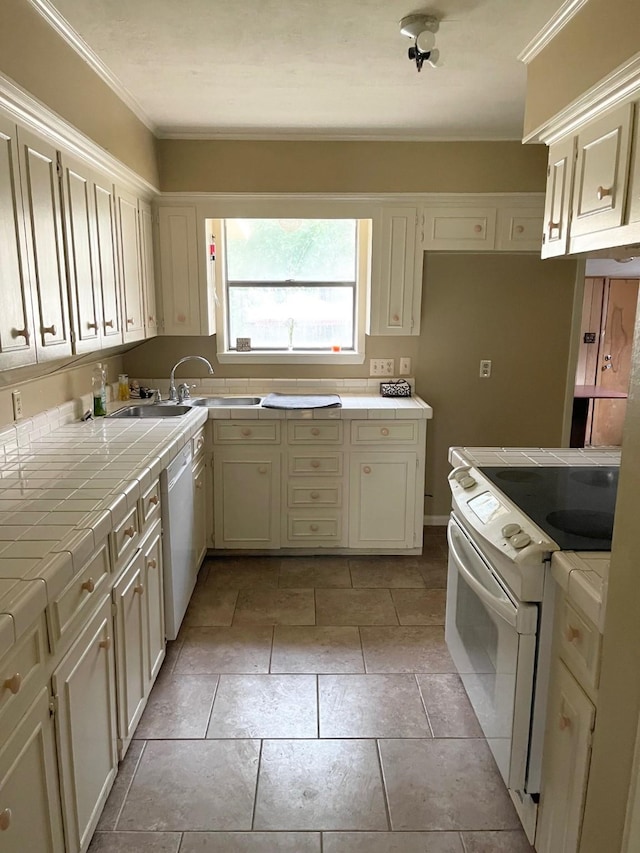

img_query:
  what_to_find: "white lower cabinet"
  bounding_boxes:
[349,451,417,548]
[0,687,65,853]
[193,455,208,566]
[141,523,165,684]
[52,596,118,853]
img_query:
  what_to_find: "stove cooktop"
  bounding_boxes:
[479,466,618,551]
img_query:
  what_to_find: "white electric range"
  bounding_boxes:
[445,446,619,843]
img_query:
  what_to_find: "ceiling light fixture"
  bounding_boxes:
[400,14,441,72]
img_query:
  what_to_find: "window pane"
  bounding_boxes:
[225,219,356,282]
[228,286,354,349]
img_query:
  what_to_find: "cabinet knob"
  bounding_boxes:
[474,224,483,233]
[257,466,267,474]
[87,321,99,330]
[127,317,135,325]
[381,428,390,436]
[596,185,612,201]
[565,625,581,643]
[241,428,252,437]
[363,465,372,474]
[148,316,155,325]
[104,319,114,328]
[149,494,159,505]
[134,583,144,595]
[98,636,111,650]
[311,428,320,436]
[3,673,22,695]
[310,491,320,500]
[0,808,11,831]
[559,713,572,731]
[310,524,319,532]
[12,327,30,342]
[196,480,203,489]
[515,225,525,234]
[42,324,57,336]
[81,577,95,593]
[392,313,400,322]
[124,526,136,538]
[310,460,320,469]
[147,558,157,570]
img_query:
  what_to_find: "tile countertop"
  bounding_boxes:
[449,445,618,629]
[0,393,432,657]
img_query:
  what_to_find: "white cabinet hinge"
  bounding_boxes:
[117,737,124,752]
[56,152,62,179]
[111,601,118,618]
[70,329,76,345]
[547,165,551,177]
[49,694,58,717]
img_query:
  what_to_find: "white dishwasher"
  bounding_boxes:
[161,443,196,640]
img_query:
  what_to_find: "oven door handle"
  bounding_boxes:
[448,523,518,629]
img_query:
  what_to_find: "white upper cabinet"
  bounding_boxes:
[626,105,640,226]
[138,200,158,338]
[93,174,123,346]
[158,205,205,336]
[370,206,423,336]
[116,187,145,343]
[496,206,544,252]
[571,103,633,239]
[17,127,72,361]
[0,113,36,370]
[423,206,497,251]
[542,136,576,258]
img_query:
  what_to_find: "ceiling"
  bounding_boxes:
[45,0,564,140]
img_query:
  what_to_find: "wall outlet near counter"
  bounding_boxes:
[370,358,395,376]
[479,359,492,378]
[12,390,23,420]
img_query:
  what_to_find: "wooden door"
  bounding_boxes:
[591,278,638,446]
[0,114,36,369]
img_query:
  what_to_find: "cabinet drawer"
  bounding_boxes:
[139,478,161,530]
[287,513,342,542]
[288,452,343,476]
[496,206,544,252]
[423,206,497,250]
[351,421,417,444]
[111,504,140,571]
[559,600,602,691]
[192,426,206,458]
[213,422,280,443]
[0,614,47,729]
[287,421,343,444]
[48,539,110,647]
[287,482,343,507]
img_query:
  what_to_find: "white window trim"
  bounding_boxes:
[212,217,370,365]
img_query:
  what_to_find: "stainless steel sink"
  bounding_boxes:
[107,405,192,418]
[187,396,262,407]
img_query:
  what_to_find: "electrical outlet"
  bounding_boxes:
[479,359,492,378]
[370,358,395,376]
[399,357,411,375]
[12,390,23,420]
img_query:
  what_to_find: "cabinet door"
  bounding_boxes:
[213,449,281,548]
[542,136,576,258]
[496,205,544,252]
[139,200,158,337]
[193,456,208,568]
[0,114,36,369]
[370,206,422,336]
[113,551,148,755]
[141,521,165,684]
[116,187,145,343]
[158,206,203,335]
[571,103,633,239]
[536,660,596,853]
[52,596,118,853]
[349,452,417,549]
[93,175,123,345]
[0,687,65,853]
[17,127,72,361]
[423,206,497,251]
[60,155,102,353]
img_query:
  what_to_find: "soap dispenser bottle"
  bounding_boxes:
[92,362,107,416]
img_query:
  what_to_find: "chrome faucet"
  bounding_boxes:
[168,356,214,402]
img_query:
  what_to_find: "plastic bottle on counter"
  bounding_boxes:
[92,362,107,417]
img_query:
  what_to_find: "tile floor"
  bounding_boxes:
[89,529,534,852]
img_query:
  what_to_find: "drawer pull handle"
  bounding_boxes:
[241,428,252,437]
[258,466,267,474]
[81,578,95,593]
[559,713,572,731]
[148,558,157,570]
[596,185,612,201]
[381,428,390,436]
[104,319,114,328]
[87,321,99,330]
[311,428,320,436]
[127,317,135,325]
[98,636,111,650]
[310,460,321,469]
[363,465,372,474]
[310,524,319,532]
[124,526,136,538]
[13,327,30,342]
[565,625,581,643]
[134,583,144,595]
[149,495,159,506]
[310,491,320,500]
[0,808,11,831]
[548,220,560,233]
[42,324,57,336]
[474,224,483,233]
[3,673,22,695]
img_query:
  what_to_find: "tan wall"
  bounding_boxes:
[1,0,158,186]
[158,140,548,194]
[0,355,124,429]
[524,0,640,137]
[415,253,578,517]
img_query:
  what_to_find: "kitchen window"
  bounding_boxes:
[213,217,370,364]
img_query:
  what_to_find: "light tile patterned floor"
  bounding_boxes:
[89,529,534,852]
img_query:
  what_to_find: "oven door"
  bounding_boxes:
[445,514,538,792]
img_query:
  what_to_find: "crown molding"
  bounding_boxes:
[0,74,158,195]
[524,51,640,144]
[156,129,524,142]
[518,0,589,64]
[26,0,156,132]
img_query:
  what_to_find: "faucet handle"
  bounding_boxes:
[147,388,162,403]
[177,383,196,402]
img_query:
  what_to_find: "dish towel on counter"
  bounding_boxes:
[261,393,342,409]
